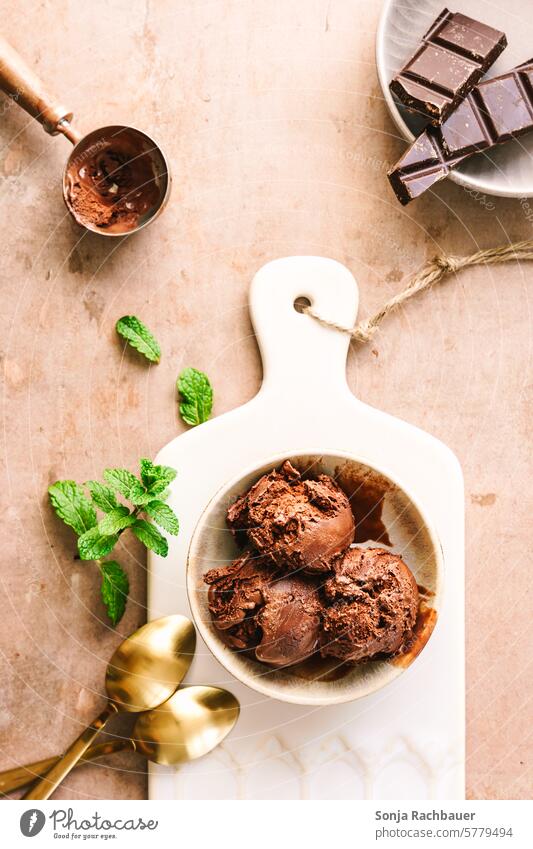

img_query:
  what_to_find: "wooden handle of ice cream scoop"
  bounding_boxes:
[0,35,75,136]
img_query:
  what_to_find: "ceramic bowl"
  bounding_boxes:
[377,0,533,198]
[187,451,444,706]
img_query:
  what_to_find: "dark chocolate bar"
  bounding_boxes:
[390,8,507,125]
[388,60,533,205]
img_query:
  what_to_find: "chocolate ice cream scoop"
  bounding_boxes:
[227,460,355,573]
[205,551,321,668]
[205,550,271,631]
[320,547,419,663]
[255,574,321,667]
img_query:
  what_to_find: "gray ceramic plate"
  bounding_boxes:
[376,0,533,197]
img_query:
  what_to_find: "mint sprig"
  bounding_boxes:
[116,315,161,363]
[49,459,178,625]
[177,367,213,426]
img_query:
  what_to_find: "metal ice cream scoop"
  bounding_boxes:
[0,36,170,236]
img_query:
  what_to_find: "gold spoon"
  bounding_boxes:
[2,687,239,794]
[24,615,196,800]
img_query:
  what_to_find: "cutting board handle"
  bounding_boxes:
[249,256,359,401]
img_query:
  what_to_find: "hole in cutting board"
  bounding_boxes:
[293,296,312,313]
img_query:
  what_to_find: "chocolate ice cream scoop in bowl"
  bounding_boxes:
[0,37,170,235]
[187,452,444,706]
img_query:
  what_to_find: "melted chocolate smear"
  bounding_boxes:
[335,465,391,546]
[392,603,438,668]
[417,584,435,600]
[291,652,352,682]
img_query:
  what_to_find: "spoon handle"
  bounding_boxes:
[0,739,135,795]
[23,702,118,800]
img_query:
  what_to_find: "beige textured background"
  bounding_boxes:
[0,0,531,800]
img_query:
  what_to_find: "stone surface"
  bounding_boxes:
[0,0,531,800]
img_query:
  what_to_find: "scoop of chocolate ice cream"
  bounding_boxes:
[227,461,355,574]
[204,550,321,667]
[320,547,419,662]
[204,550,271,631]
[255,574,321,667]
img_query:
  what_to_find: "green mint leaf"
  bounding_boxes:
[130,486,172,507]
[139,458,159,487]
[98,506,136,535]
[145,501,180,536]
[124,491,153,507]
[116,315,161,363]
[100,561,129,626]
[131,519,168,557]
[85,480,118,513]
[146,481,173,499]
[139,458,177,489]
[103,468,146,503]
[177,367,213,426]
[49,481,97,536]
[78,527,119,561]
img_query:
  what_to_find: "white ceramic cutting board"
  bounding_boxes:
[148,257,465,800]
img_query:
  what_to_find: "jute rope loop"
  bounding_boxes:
[304,239,533,343]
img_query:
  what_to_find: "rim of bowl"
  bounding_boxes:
[375,0,529,198]
[187,448,445,706]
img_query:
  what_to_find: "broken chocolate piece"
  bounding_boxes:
[390,8,507,125]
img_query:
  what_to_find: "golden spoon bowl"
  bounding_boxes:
[134,685,240,766]
[106,615,196,712]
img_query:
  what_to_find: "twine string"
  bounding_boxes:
[303,239,533,343]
